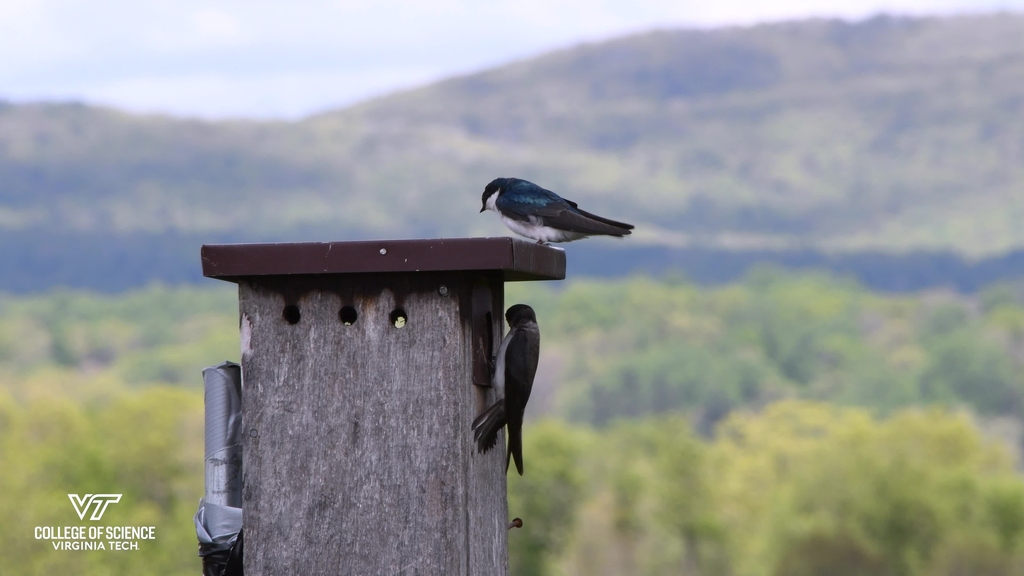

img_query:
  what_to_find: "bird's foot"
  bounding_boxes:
[535,240,550,246]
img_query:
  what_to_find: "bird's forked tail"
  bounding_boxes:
[472,400,506,454]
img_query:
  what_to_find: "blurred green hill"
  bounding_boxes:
[2,14,1024,291]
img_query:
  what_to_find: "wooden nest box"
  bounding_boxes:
[201,237,565,575]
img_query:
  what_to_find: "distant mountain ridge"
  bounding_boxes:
[1,13,1023,291]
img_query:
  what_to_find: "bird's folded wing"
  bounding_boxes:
[574,207,634,230]
[504,330,538,420]
[541,207,633,236]
[498,181,634,235]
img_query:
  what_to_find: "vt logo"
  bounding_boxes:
[68,494,122,521]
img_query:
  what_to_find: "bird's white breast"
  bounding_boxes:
[485,192,500,212]
[493,326,516,396]
[500,215,585,243]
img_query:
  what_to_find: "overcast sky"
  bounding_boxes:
[1,0,1021,119]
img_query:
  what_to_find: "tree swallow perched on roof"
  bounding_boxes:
[472,304,540,475]
[480,177,634,244]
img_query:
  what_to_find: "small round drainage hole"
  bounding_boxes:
[282,304,301,325]
[339,306,358,325]
[390,309,407,328]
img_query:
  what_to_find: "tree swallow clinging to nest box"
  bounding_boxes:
[472,304,540,476]
[480,177,634,244]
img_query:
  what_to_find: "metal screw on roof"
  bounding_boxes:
[379,248,387,255]
[438,285,449,296]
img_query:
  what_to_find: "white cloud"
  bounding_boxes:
[2,0,1022,118]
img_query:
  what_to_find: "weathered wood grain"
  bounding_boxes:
[239,272,508,575]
